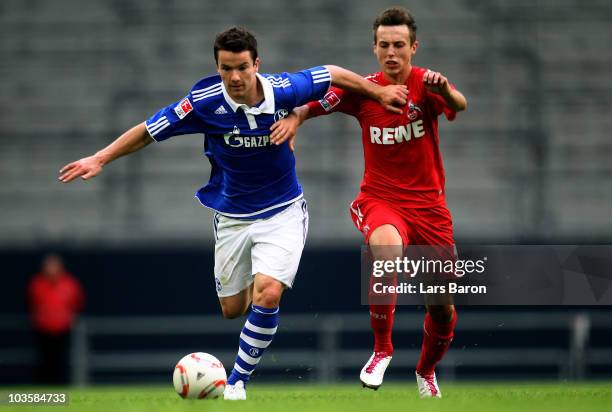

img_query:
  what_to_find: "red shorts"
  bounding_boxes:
[349,194,455,246]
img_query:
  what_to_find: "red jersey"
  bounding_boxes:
[28,272,84,334]
[307,67,457,208]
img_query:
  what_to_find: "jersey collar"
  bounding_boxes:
[221,73,275,115]
[379,67,413,87]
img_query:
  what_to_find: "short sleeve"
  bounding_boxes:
[426,84,457,121]
[307,86,360,117]
[145,95,205,142]
[285,66,332,107]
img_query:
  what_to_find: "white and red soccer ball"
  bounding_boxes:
[173,352,226,399]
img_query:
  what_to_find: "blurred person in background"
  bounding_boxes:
[27,254,85,384]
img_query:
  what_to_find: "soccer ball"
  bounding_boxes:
[173,352,227,399]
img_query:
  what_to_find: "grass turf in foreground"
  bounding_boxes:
[3,382,612,412]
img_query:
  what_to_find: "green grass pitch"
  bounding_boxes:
[4,382,612,412]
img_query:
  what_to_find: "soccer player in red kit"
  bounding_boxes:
[270,7,467,397]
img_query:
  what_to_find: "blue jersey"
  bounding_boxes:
[145,67,331,219]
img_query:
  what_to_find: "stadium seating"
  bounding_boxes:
[1,0,611,246]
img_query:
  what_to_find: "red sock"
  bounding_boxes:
[416,310,457,376]
[368,273,397,353]
[369,303,395,353]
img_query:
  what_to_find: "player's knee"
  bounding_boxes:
[427,305,455,323]
[369,226,403,263]
[254,289,282,308]
[369,225,403,250]
[253,280,283,308]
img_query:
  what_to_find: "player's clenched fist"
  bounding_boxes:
[58,155,103,183]
[423,70,450,95]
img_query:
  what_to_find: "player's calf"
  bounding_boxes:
[224,276,284,400]
[416,310,457,376]
[224,304,280,400]
[219,289,252,319]
[426,304,455,324]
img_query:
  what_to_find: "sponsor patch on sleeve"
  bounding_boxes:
[319,90,340,112]
[174,97,193,119]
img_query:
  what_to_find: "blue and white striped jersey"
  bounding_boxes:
[145,66,331,219]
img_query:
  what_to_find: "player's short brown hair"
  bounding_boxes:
[214,26,258,63]
[373,7,417,45]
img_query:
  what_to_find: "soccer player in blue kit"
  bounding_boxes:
[59,27,407,400]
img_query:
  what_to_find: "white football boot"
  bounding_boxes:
[359,351,392,390]
[415,371,442,398]
[223,380,247,401]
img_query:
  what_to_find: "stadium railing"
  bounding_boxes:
[1,311,608,385]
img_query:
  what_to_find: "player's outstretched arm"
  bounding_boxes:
[423,70,467,112]
[325,65,407,114]
[59,122,153,183]
[270,105,311,149]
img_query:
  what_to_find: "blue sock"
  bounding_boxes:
[227,304,279,385]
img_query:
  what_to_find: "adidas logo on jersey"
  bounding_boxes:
[214,105,228,115]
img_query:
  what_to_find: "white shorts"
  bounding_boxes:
[213,199,309,297]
